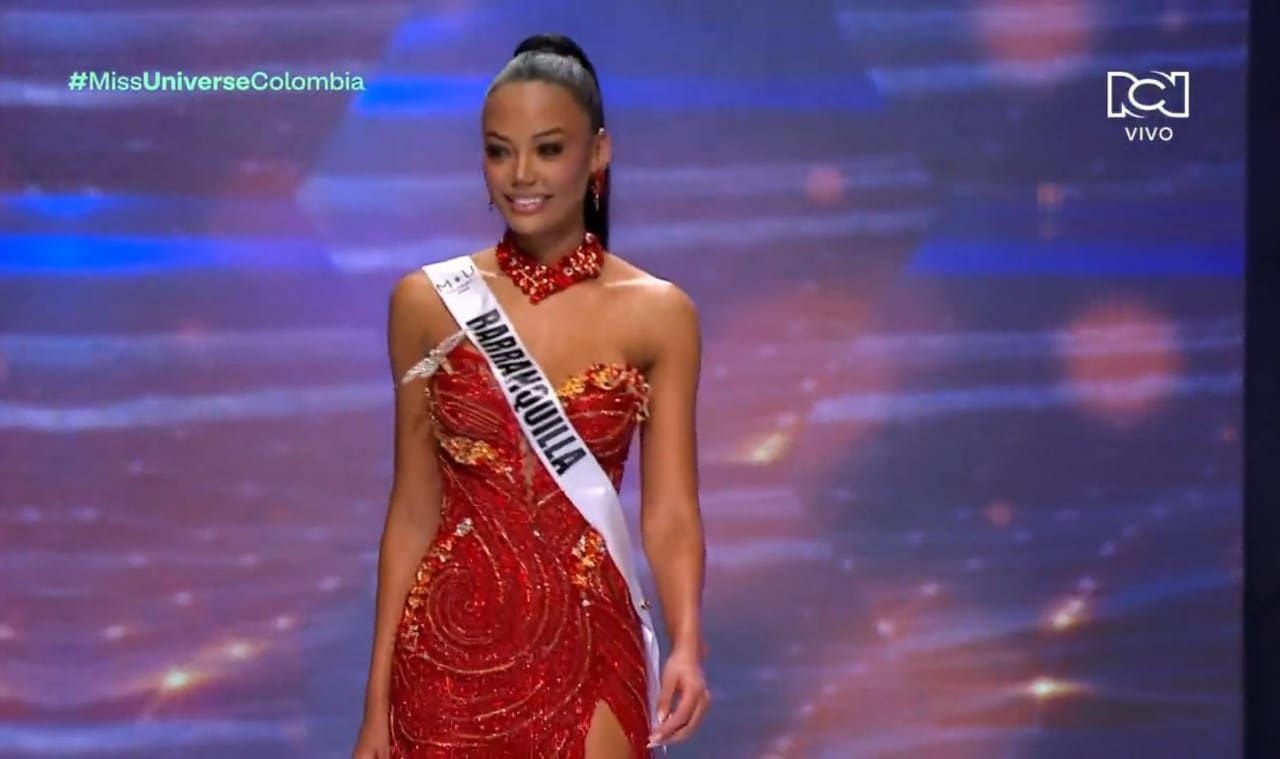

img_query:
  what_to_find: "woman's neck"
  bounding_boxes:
[506,223,587,265]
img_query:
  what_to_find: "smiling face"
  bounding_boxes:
[482,80,610,246]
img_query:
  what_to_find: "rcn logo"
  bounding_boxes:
[1107,71,1190,118]
[1107,71,1189,142]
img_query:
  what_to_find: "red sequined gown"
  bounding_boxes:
[390,329,655,758]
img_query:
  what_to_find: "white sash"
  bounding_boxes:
[422,255,663,732]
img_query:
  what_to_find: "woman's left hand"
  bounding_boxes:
[648,642,711,747]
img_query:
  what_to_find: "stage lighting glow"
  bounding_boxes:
[224,640,257,660]
[1026,676,1084,700]
[160,667,198,692]
[1037,182,1066,209]
[1058,300,1182,428]
[805,165,846,206]
[1048,596,1088,631]
[742,431,792,464]
[984,499,1016,528]
[974,0,1096,84]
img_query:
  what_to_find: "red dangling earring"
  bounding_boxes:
[591,170,604,211]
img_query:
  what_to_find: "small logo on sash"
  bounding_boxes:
[465,309,587,475]
[434,263,476,294]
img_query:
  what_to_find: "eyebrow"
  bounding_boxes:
[485,127,566,142]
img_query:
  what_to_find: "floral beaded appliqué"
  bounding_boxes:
[418,518,472,578]
[399,517,475,646]
[569,528,608,605]
[439,435,512,475]
[556,363,652,422]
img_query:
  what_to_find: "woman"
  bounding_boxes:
[353,34,710,758]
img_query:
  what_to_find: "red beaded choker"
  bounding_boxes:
[495,230,604,304]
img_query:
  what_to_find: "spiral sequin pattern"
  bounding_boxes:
[391,337,654,757]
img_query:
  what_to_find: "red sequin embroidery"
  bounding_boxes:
[391,340,653,758]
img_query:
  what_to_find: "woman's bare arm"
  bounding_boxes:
[360,271,448,724]
[637,281,711,744]
[638,282,707,656]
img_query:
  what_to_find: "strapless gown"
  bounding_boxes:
[389,329,655,758]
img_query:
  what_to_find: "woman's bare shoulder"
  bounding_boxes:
[389,247,493,344]
[604,252,698,370]
[604,251,666,292]
[605,252,694,313]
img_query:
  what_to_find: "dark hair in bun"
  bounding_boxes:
[487,34,611,248]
